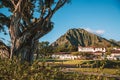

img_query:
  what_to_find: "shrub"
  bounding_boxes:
[0,58,67,80]
[0,58,119,80]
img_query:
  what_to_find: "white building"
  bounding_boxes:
[52,54,81,60]
[106,50,120,60]
[113,47,120,51]
[78,46,106,53]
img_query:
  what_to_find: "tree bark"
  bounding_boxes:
[7,0,68,64]
[10,34,38,64]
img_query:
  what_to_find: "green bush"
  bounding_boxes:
[0,58,67,80]
[0,58,119,80]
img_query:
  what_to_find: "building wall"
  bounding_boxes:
[52,54,81,60]
[78,47,106,53]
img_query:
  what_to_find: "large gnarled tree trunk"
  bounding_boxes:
[5,0,68,63]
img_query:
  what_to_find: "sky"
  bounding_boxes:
[0,0,120,44]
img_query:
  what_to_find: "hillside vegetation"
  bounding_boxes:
[52,28,120,52]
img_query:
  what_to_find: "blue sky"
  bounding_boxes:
[0,0,120,44]
[40,0,120,43]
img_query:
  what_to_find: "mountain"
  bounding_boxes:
[51,28,120,49]
[117,41,120,46]
[109,39,120,46]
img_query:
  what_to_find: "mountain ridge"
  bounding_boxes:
[51,28,120,49]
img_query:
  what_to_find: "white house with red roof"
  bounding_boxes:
[106,48,120,60]
[78,46,106,54]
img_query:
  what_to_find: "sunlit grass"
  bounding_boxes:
[69,68,119,75]
[62,60,93,65]
[46,59,120,76]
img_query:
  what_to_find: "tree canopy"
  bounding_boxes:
[0,0,70,63]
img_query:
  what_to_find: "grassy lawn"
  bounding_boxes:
[38,59,120,76]
[47,59,120,75]
[62,60,93,65]
[49,60,95,68]
[42,59,93,64]
[72,68,119,75]
[46,59,92,67]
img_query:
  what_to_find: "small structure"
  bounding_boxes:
[52,52,81,60]
[93,51,104,56]
[0,41,10,58]
[113,47,120,51]
[107,49,120,60]
[78,46,106,60]
[78,46,106,53]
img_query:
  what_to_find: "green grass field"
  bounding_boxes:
[63,60,92,65]
[72,68,119,75]
[45,59,120,76]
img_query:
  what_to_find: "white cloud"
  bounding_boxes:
[85,28,93,33]
[85,28,105,36]
[95,30,105,35]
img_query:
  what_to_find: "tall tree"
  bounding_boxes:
[0,0,70,63]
